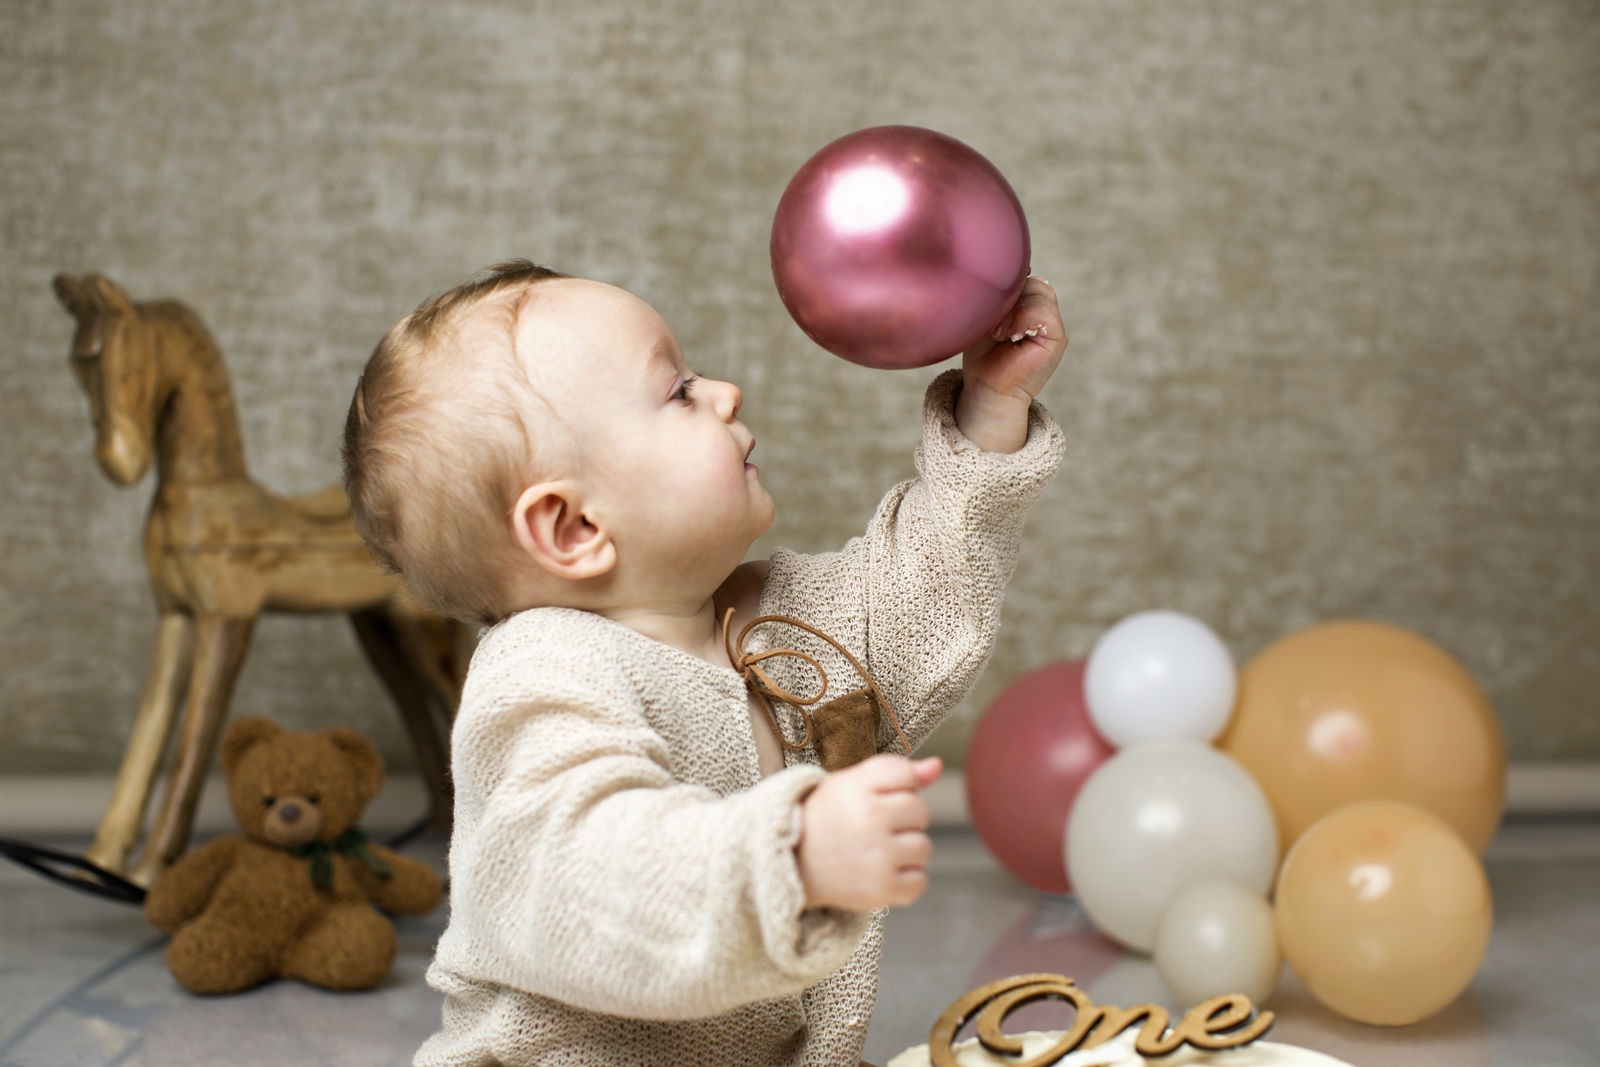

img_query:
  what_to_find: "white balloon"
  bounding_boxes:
[1084,610,1238,746]
[1065,741,1278,953]
[1154,878,1282,1007]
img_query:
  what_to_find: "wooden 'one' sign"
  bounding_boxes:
[929,973,1275,1066]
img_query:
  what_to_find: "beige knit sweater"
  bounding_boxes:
[416,370,1064,1067]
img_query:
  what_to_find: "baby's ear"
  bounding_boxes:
[510,481,617,580]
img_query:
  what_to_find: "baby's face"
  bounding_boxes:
[515,279,774,593]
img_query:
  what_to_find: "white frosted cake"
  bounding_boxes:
[889,1028,1355,1067]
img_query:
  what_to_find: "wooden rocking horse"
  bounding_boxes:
[52,273,470,887]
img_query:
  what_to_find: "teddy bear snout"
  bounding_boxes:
[263,793,323,846]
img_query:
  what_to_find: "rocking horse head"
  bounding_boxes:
[52,273,243,487]
[53,273,165,485]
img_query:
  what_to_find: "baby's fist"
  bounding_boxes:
[955,276,1068,452]
[965,275,1069,404]
[796,754,942,912]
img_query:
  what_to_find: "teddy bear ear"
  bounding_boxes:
[325,727,385,805]
[219,717,283,776]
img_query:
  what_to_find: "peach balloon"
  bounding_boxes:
[1218,620,1506,856]
[1274,801,1493,1026]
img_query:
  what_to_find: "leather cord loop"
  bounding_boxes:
[722,608,913,759]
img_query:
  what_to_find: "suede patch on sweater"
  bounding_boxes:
[809,688,881,772]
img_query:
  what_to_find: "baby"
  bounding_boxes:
[342,260,1067,1066]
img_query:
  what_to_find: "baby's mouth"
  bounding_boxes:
[744,439,757,470]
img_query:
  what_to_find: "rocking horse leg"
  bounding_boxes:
[85,612,195,876]
[399,614,471,829]
[398,614,466,831]
[349,609,454,833]
[131,615,256,887]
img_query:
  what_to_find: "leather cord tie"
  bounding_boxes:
[722,608,913,759]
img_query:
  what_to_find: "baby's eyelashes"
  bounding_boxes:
[671,375,699,402]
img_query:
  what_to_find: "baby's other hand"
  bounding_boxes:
[795,754,942,912]
[953,277,1068,453]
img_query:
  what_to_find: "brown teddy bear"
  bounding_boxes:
[143,716,444,994]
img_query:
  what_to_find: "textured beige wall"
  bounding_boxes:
[2,1,1596,775]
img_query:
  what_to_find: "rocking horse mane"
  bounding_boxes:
[138,298,249,465]
[140,298,227,365]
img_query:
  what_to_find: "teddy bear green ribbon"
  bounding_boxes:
[292,828,394,890]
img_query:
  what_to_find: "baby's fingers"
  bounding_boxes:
[852,752,936,794]
[881,790,931,832]
[990,277,1062,343]
[890,865,930,906]
[892,828,933,870]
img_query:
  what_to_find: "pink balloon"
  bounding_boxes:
[965,660,1114,894]
[771,125,1031,370]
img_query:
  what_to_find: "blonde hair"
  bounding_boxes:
[342,259,567,625]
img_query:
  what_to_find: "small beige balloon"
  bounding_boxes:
[1275,801,1493,1026]
[1154,878,1282,1008]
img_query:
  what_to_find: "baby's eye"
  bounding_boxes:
[671,375,698,402]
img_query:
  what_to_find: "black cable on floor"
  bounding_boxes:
[0,837,147,904]
[0,818,443,907]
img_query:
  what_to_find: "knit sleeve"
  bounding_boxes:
[442,665,870,1020]
[762,368,1065,753]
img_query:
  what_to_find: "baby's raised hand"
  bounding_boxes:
[795,754,943,912]
[954,276,1069,453]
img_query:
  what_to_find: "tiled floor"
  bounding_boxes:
[2,819,1596,1066]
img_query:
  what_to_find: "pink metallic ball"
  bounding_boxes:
[771,125,1030,370]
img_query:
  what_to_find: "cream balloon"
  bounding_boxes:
[1085,611,1238,747]
[1065,741,1278,952]
[1154,878,1281,1007]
